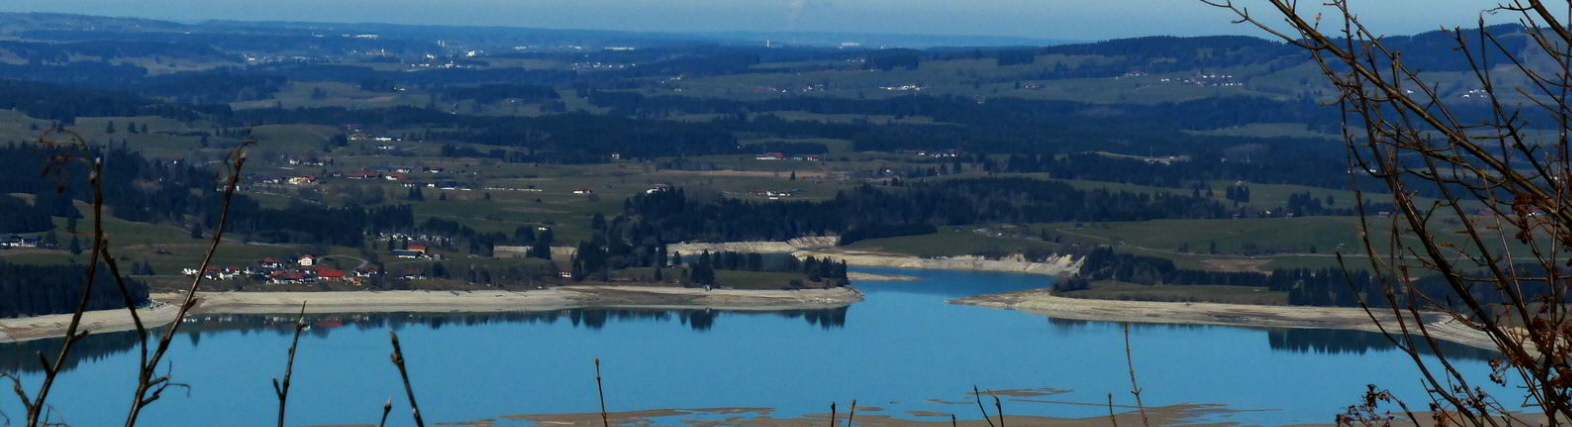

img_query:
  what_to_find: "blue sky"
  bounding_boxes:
[0,1,1525,41]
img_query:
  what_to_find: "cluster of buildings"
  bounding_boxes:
[753,152,823,162]
[747,188,804,199]
[279,175,318,185]
[645,184,672,194]
[344,166,448,181]
[391,244,438,259]
[1157,73,1243,87]
[287,157,334,167]
[2,234,44,249]
[182,255,376,285]
[743,84,828,94]
[348,132,404,143]
[403,180,475,191]
[267,165,456,188]
[897,149,962,158]
[571,61,632,71]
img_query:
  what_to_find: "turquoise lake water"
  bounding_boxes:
[0,268,1510,426]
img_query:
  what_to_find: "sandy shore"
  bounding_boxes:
[0,286,862,343]
[951,288,1503,351]
[847,271,922,282]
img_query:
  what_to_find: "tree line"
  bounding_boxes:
[0,261,150,318]
[621,179,1238,244]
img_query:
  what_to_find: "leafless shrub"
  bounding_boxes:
[121,131,252,427]
[1201,0,1572,424]
[2,129,250,427]
[1335,385,1421,427]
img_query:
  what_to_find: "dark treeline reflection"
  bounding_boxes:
[0,306,849,374]
[0,329,147,374]
[1045,318,1498,362]
[1267,328,1497,361]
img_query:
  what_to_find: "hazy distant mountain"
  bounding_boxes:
[0,12,1071,51]
[701,31,1074,48]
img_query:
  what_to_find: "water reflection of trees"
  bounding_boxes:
[0,331,145,374]
[0,307,850,374]
[1044,318,1496,361]
[1267,328,1496,361]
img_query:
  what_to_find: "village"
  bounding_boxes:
[183,253,377,285]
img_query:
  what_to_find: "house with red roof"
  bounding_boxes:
[316,267,346,282]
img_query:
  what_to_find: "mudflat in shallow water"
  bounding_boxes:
[0,268,1510,427]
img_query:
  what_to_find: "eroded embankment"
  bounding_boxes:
[951,288,1503,351]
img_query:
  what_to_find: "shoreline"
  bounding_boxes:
[668,238,1081,277]
[950,288,1502,351]
[0,244,1508,353]
[794,249,1080,276]
[804,248,1505,352]
[0,286,862,344]
[846,271,922,282]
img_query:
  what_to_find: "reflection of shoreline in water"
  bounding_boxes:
[1044,318,1497,361]
[1267,327,1496,361]
[0,307,850,374]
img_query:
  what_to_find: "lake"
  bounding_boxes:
[0,268,1510,426]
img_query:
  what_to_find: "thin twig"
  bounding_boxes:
[847,399,856,427]
[993,395,1004,427]
[595,358,610,427]
[389,331,426,427]
[1123,324,1150,427]
[272,302,308,427]
[23,130,108,427]
[1107,393,1120,427]
[377,398,392,427]
[972,386,996,427]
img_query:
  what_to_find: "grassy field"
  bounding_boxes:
[1041,213,1543,273]
[663,54,1284,104]
[1044,217,1364,256]
[923,172,1373,215]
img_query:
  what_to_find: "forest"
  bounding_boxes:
[0,261,149,318]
